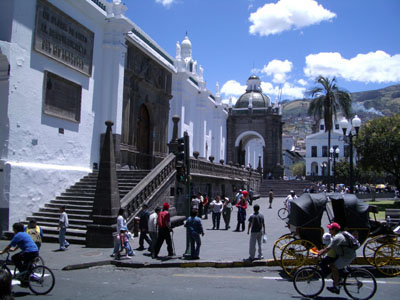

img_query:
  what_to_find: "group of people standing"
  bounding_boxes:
[111,202,175,260]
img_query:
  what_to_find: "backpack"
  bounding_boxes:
[342,231,360,250]
[26,226,42,243]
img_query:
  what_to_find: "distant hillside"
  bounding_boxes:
[281,84,400,139]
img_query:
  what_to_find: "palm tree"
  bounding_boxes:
[307,76,352,191]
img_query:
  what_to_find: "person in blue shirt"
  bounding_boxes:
[184,210,204,259]
[0,223,39,274]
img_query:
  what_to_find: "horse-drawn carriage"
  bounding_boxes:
[273,192,400,277]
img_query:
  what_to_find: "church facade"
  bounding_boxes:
[169,35,227,162]
[0,0,175,232]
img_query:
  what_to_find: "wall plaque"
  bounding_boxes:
[43,71,82,123]
[34,0,94,76]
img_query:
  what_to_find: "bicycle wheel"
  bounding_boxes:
[28,265,55,295]
[293,267,324,298]
[278,208,288,220]
[272,234,294,263]
[1,265,12,276]
[373,242,400,277]
[32,256,45,267]
[344,268,377,300]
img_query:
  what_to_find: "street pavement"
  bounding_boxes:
[0,196,374,271]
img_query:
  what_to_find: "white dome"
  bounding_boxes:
[181,35,192,59]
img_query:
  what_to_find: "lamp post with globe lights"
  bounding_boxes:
[320,161,327,189]
[340,115,361,194]
[330,147,340,192]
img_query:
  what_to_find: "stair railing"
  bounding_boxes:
[121,153,176,226]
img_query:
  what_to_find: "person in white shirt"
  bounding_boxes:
[210,196,224,230]
[58,206,69,251]
[147,207,161,256]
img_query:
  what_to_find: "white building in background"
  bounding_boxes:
[169,35,228,161]
[305,119,354,177]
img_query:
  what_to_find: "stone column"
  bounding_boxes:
[168,115,180,153]
[86,121,121,247]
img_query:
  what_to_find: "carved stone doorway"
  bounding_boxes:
[137,104,151,168]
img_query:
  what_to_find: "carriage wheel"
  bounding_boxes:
[280,239,317,278]
[363,235,398,265]
[373,242,400,277]
[363,236,384,265]
[272,234,294,264]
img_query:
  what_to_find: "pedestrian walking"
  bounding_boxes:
[210,196,223,230]
[137,204,152,251]
[116,225,134,259]
[235,193,248,232]
[202,193,209,219]
[268,189,274,209]
[57,206,69,251]
[147,207,161,256]
[111,208,127,257]
[153,202,174,258]
[247,204,265,260]
[191,195,201,211]
[222,197,232,230]
[184,210,204,259]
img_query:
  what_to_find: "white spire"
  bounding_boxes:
[229,96,233,108]
[181,35,192,59]
[176,41,181,59]
[216,82,220,97]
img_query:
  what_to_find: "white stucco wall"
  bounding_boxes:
[0,0,130,230]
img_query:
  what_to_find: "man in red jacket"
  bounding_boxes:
[153,202,174,258]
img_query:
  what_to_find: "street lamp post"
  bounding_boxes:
[330,147,340,192]
[320,161,327,188]
[340,115,361,194]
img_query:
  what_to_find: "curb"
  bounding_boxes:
[62,256,370,271]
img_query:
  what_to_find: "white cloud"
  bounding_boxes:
[155,0,176,8]
[220,80,247,97]
[261,59,293,83]
[221,79,305,101]
[304,51,400,83]
[297,79,308,86]
[249,0,336,36]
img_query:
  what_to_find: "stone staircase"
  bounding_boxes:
[24,170,149,245]
[259,179,315,198]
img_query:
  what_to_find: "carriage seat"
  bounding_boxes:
[385,209,400,223]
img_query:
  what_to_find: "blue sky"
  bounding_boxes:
[125,0,400,103]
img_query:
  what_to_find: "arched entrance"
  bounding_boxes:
[234,131,265,168]
[136,104,151,168]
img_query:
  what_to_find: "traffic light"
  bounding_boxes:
[176,137,185,167]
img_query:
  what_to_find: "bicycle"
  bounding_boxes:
[277,199,289,220]
[293,256,377,300]
[1,252,55,295]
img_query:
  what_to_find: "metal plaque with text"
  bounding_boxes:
[43,71,82,123]
[34,0,94,76]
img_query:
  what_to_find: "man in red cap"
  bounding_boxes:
[153,202,174,258]
[318,222,357,295]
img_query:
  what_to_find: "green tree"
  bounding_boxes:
[355,115,400,189]
[307,76,352,190]
[292,162,305,177]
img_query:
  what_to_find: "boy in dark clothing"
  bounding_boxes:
[137,204,152,251]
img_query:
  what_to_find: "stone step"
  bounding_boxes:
[27,216,92,226]
[39,207,92,215]
[32,211,91,221]
[41,226,86,238]
[51,199,94,206]
[45,203,93,210]
[56,195,94,201]
[23,220,88,231]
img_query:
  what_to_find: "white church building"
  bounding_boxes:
[169,35,227,162]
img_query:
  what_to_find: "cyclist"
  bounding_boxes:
[317,222,357,295]
[0,223,39,279]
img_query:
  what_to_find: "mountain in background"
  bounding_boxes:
[281,84,400,139]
